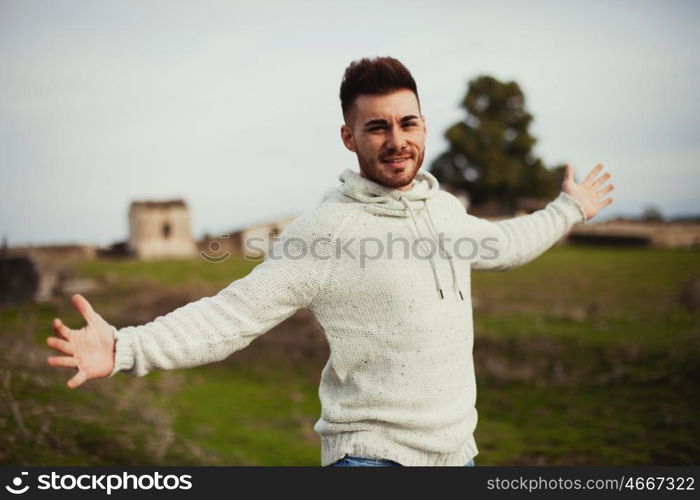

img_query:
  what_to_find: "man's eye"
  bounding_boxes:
[368,126,385,132]
[403,122,417,128]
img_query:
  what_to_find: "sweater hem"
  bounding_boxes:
[321,431,478,467]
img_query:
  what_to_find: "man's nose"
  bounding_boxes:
[386,127,408,151]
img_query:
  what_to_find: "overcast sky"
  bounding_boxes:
[1,0,699,246]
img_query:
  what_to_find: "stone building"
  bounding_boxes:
[567,219,700,248]
[198,215,299,260]
[236,216,299,258]
[128,199,197,259]
[1,244,98,303]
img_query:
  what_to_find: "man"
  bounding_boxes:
[46,56,614,467]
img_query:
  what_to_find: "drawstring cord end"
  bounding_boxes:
[459,290,464,301]
[439,289,444,299]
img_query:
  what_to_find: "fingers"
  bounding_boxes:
[597,197,614,209]
[592,172,611,189]
[67,370,88,389]
[72,294,97,325]
[596,183,615,199]
[52,318,72,340]
[47,355,78,368]
[47,336,74,356]
[563,163,574,184]
[583,163,604,184]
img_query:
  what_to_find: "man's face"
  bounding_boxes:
[341,89,427,191]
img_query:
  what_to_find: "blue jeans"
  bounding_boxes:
[329,455,476,467]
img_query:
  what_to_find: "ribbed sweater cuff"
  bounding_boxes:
[553,191,587,225]
[109,328,135,377]
[321,431,478,467]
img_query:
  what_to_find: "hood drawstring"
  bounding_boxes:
[398,195,465,301]
[424,199,465,301]
[399,195,444,299]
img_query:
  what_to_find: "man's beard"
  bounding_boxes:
[358,146,426,189]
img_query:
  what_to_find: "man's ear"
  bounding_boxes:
[340,124,357,152]
[421,115,427,134]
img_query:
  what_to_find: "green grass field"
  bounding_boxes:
[1,246,698,465]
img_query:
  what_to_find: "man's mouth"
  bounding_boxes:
[381,156,412,166]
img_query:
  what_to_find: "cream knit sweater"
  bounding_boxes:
[109,168,586,466]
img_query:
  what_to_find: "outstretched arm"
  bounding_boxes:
[46,211,341,385]
[468,163,614,271]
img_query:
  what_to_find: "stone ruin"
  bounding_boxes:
[0,255,39,306]
[128,199,197,259]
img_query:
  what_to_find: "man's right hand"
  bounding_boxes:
[46,294,116,389]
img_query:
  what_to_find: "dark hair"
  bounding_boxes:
[339,56,420,124]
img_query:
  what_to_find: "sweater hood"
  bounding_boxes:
[334,168,464,302]
[337,168,440,216]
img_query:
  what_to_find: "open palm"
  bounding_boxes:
[46,294,116,389]
[562,163,615,220]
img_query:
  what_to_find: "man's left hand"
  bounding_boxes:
[562,163,615,220]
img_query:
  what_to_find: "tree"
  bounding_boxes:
[430,75,559,211]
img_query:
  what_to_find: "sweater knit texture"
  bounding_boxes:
[110,168,586,466]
